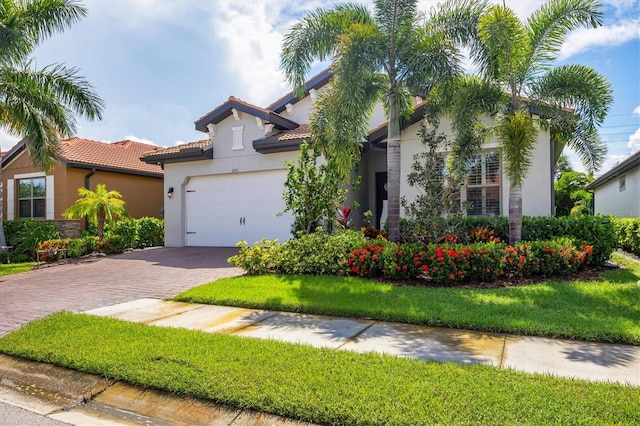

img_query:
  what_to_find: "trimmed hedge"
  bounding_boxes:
[612,217,640,256]
[400,215,615,265]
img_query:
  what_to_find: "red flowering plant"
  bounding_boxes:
[501,243,534,278]
[348,245,385,278]
[464,242,504,283]
[418,245,470,285]
[381,243,423,280]
[35,239,70,262]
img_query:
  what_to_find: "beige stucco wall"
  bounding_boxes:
[2,150,163,223]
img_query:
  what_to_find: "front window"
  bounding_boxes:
[18,177,46,218]
[464,150,501,216]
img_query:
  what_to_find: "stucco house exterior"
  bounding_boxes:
[2,137,164,231]
[143,69,556,247]
[585,150,640,217]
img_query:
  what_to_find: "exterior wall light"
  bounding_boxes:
[167,187,174,198]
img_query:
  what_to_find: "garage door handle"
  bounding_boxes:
[187,232,196,234]
[240,217,245,226]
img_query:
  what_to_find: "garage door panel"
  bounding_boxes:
[185,171,293,247]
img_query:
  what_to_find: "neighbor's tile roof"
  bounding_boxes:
[140,140,211,159]
[58,137,163,175]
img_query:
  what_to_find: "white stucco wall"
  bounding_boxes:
[398,117,553,217]
[163,111,301,247]
[592,168,640,217]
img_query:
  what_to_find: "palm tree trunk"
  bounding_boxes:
[0,166,7,248]
[387,89,402,242]
[508,186,523,246]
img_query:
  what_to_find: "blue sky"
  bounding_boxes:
[1,0,638,176]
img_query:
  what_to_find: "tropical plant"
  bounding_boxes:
[401,115,467,244]
[554,170,594,216]
[281,0,473,242]
[62,184,128,240]
[433,0,612,245]
[280,141,347,236]
[0,0,104,247]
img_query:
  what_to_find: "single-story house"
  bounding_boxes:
[142,69,557,247]
[2,137,164,231]
[585,150,640,217]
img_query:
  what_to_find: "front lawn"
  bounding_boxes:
[0,262,35,276]
[174,252,640,345]
[0,312,637,425]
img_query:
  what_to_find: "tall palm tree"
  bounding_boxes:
[62,184,127,240]
[434,0,612,245]
[0,0,104,248]
[281,0,478,242]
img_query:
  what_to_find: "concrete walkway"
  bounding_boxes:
[86,298,640,387]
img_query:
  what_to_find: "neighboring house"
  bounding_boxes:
[142,69,556,247]
[585,150,640,217]
[2,138,164,230]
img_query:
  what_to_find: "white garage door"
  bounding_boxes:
[185,171,293,247]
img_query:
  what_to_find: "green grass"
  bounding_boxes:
[0,262,35,276]
[0,312,637,425]
[174,253,640,345]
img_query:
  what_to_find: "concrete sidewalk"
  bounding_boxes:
[1,298,637,425]
[87,298,640,387]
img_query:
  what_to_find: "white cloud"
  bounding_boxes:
[560,18,640,59]
[209,2,294,106]
[628,128,640,153]
[0,129,22,152]
[633,106,640,115]
[123,135,158,146]
[600,153,630,174]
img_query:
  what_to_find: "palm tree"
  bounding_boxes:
[62,184,127,240]
[281,0,479,242]
[0,0,104,247]
[434,0,612,245]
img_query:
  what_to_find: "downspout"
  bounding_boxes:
[84,168,96,230]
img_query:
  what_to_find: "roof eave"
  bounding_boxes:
[194,100,299,133]
[141,146,214,165]
[64,161,163,178]
[253,136,305,154]
[585,151,640,190]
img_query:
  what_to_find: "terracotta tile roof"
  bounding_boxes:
[141,140,211,159]
[58,137,163,175]
[275,124,311,141]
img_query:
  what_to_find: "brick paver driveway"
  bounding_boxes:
[0,247,242,336]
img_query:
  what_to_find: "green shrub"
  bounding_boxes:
[349,239,592,286]
[228,239,282,275]
[137,217,164,247]
[276,230,368,276]
[106,219,138,249]
[401,215,615,264]
[67,236,98,258]
[613,217,640,255]
[98,235,127,254]
[4,219,59,258]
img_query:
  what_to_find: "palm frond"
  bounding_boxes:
[497,111,538,187]
[532,64,612,128]
[428,0,490,70]
[526,0,604,73]
[280,3,373,95]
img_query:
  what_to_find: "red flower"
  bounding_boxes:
[449,273,455,280]
[422,265,429,271]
